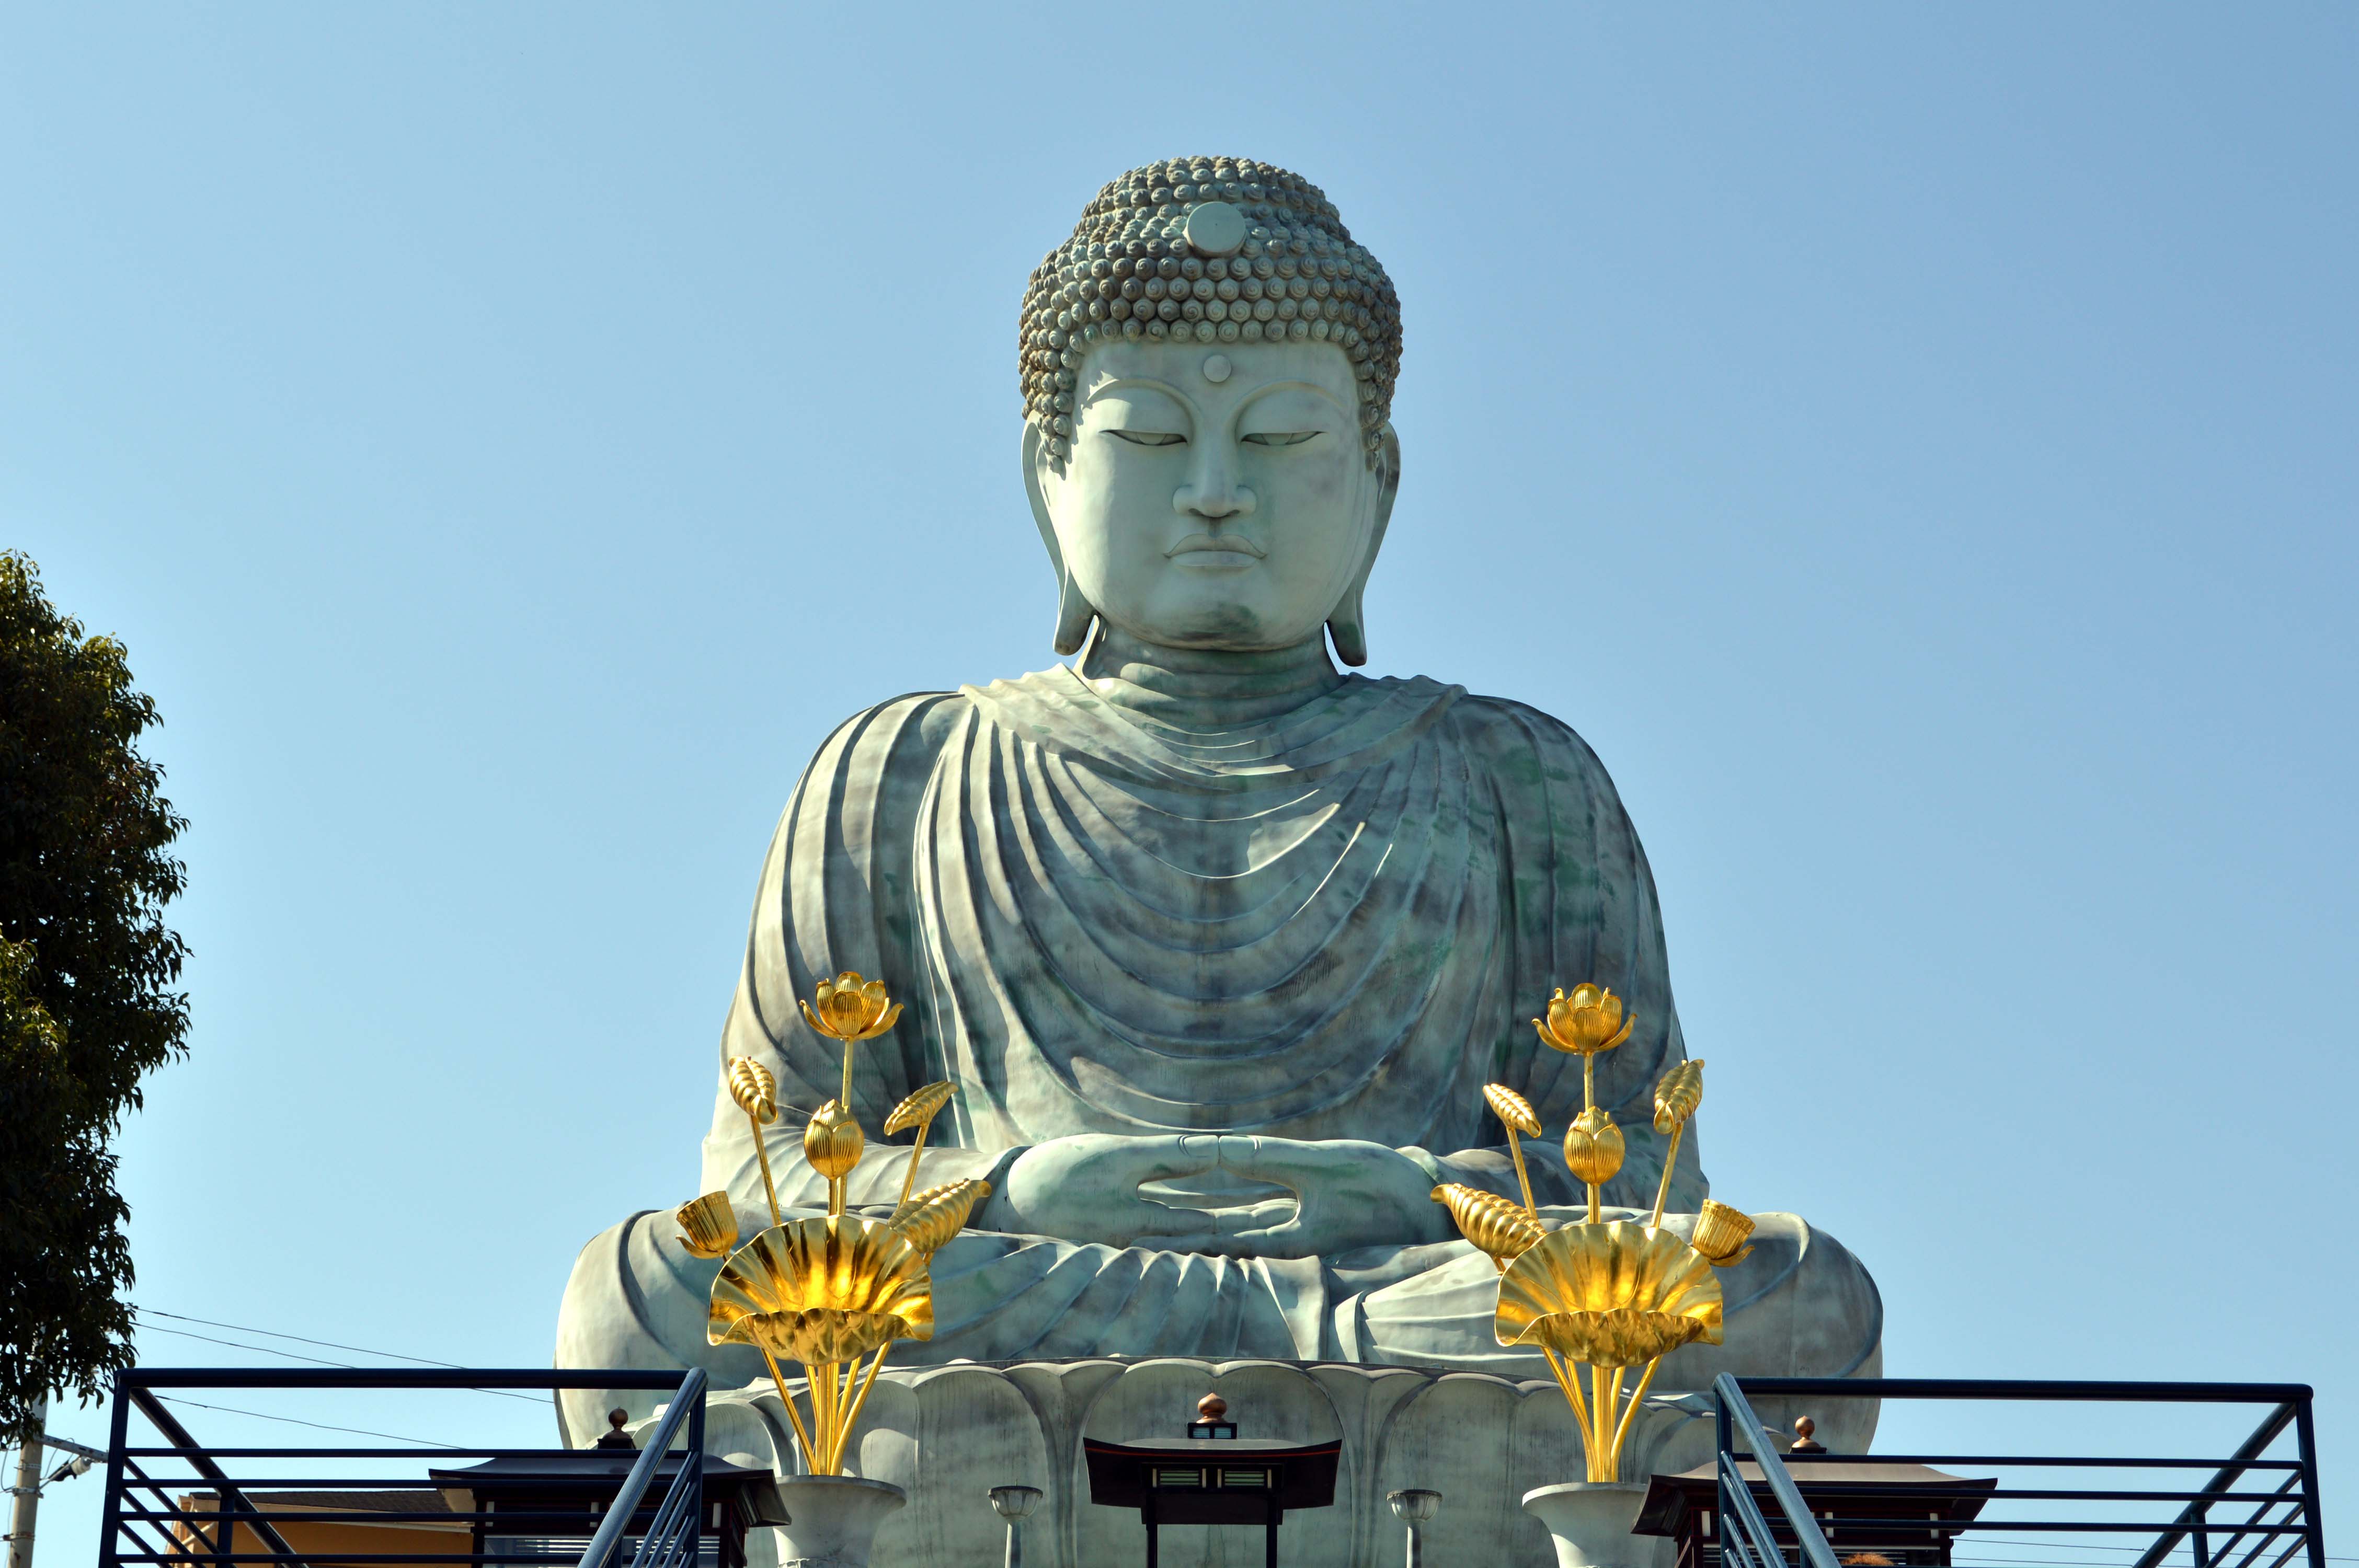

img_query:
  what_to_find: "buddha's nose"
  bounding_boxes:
[1175,444,1257,520]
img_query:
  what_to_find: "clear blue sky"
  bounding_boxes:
[7,4,2353,1560]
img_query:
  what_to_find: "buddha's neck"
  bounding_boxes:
[1078,626,1344,725]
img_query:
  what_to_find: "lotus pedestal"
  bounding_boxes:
[1520,1482,1651,1568]
[768,1475,906,1568]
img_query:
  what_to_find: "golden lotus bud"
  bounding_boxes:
[799,972,904,1044]
[675,1191,739,1260]
[887,1178,992,1257]
[1563,1105,1625,1186]
[1690,1199,1756,1267]
[884,1080,956,1137]
[727,1057,778,1125]
[1483,1082,1541,1138]
[1432,1183,1547,1267]
[1652,1059,1704,1136]
[803,1099,865,1180]
[1532,983,1636,1057]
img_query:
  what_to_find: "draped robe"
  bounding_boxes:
[555,650,1880,1437]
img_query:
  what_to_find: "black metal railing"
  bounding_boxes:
[1713,1376,2326,1568]
[95,1369,707,1568]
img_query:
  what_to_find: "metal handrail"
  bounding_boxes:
[1714,1373,1842,1568]
[576,1367,706,1568]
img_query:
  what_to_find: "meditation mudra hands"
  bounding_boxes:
[977,1133,1463,1259]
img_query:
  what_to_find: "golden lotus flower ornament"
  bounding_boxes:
[1690,1198,1756,1266]
[726,1057,786,1225]
[1648,1058,1704,1227]
[1533,984,1636,1057]
[798,972,903,1135]
[1497,1221,1725,1482]
[1563,1106,1626,1188]
[1432,1183,1547,1271]
[709,1217,934,1477]
[803,1100,865,1216]
[884,1080,958,1206]
[887,1178,993,1258]
[674,1192,739,1260]
[1483,1083,1544,1214]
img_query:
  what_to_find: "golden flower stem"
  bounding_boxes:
[1504,1129,1538,1219]
[1583,1054,1595,1114]
[747,1111,783,1229]
[1541,1348,1592,1462]
[831,1343,894,1472]
[1609,1358,1663,1469]
[810,1358,841,1477]
[840,1042,857,1119]
[1648,1123,1685,1231]
[758,1348,819,1474]
[1589,1363,1613,1481]
[897,1121,932,1209]
[1587,1182,1601,1226]
[827,1174,845,1219]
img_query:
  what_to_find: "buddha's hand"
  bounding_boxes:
[1158,1137,1462,1260]
[977,1134,1226,1249]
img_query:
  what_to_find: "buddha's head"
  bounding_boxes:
[1020,158,1403,664]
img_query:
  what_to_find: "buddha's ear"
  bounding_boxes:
[1023,420,1097,655]
[1326,422,1400,668]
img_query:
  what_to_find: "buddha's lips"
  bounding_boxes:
[1167,534,1266,559]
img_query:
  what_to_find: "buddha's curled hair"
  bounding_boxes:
[1018,156,1402,468]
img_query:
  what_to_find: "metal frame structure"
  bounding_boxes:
[96,1369,707,1568]
[1711,1377,2325,1568]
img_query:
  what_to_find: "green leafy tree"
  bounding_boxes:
[0,551,189,1443]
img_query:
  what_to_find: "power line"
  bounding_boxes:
[133,1309,546,1404]
[152,1396,463,1450]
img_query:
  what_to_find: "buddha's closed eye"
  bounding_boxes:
[1242,431,1320,447]
[1107,430,1186,447]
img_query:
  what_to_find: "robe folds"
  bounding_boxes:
[552,657,1882,1425]
[706,661,1702,1182]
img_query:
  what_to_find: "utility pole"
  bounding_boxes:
[5,1394,45,1568]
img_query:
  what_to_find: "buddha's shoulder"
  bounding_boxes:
[802,690,975,772]
[1426,687,1627,801]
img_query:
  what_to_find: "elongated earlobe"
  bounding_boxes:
[1024,421,1098,655]
[1327,423,1400,667]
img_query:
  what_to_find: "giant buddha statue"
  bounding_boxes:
[556,158,1881,1464]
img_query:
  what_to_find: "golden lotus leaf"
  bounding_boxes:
[727,1057,778,1125]
[674,1191,739,1260]
[1495,1221,1724,1369]
[1690,1198,1757,1267]
[708,1217,934,1364]
[1563,1105,1626,1186]
[1432,1183,1547,1267]
[884,1080,957,1137]
[1652,1059,1704,1136]
[1482,1083,1542,1138]
[886,1178,993,1256]
[803,1100,865,1180]
[1533,983,1636,1057]
[799,972,904,1044]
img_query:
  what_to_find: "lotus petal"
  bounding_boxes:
[708,1217,933,1362]
[1495,1221,1723,1369]
[884,1080,957,1136]
[1483,1083,1541,1137]
[887,1178,992,1256]
[1432,1183,1546,1265]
